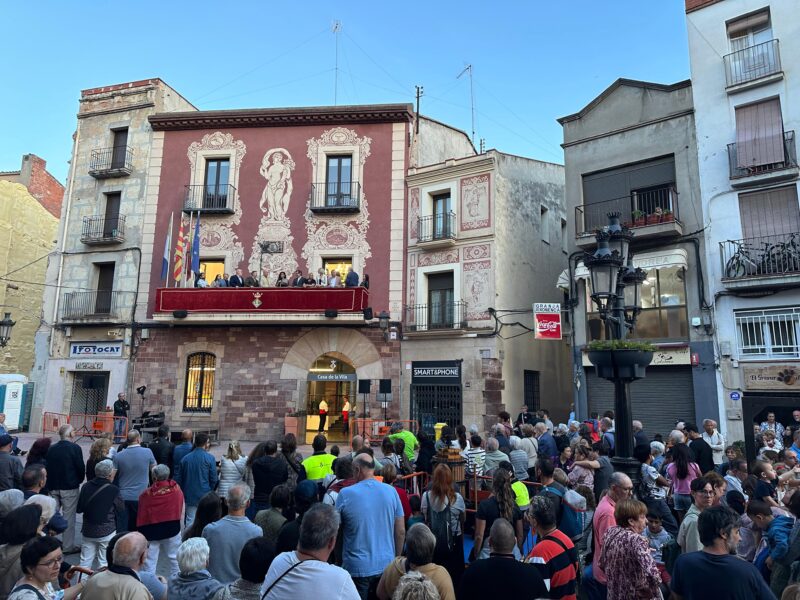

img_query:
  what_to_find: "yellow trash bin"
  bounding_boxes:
[434,422,447,441]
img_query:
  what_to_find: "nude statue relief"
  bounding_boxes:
[260,149,295,220]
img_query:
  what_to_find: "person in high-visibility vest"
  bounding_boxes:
[318,399,328,432]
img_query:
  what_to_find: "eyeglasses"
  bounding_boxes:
[696,489,715,496]
[37,556,63,568]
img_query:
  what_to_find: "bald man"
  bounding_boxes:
[82,532,151,599]
[172,429,193,470]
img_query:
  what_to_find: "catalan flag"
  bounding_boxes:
[173,218,186,283]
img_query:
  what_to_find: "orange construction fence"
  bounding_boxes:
[41,411,128,440]
[396,471,429,497]
[349,419,420,447]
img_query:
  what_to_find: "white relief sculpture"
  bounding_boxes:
[259,148,295,222]
[302,128,373,274]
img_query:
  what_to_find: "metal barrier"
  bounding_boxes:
[349,419,420,447]
[40,411,127,440]
[42,412,69,435]
[396,471,430,497]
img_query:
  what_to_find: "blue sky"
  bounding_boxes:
[1,1,690,183]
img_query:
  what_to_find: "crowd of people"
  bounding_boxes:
[194,266,368,290]
[2,409,800,599]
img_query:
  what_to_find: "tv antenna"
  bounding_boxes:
[457,64,475,145]
[332,20,342,105]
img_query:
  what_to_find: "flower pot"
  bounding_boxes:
[633,217,646,227]
[661,214,675,222]
[587,349,654,381]
[646,214,660,225]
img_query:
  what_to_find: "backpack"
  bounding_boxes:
[425,492,454,553]
[636,463,653,501]
[661,538,682,576]
[541,485,583,540]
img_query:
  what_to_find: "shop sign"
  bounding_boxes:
[742,364,800,390]
[70,342,122,357]
[533,303,562,340]
[307,373,357,382]
[411,361,461,384]
[75,362,104,371]
[582,345,690,367]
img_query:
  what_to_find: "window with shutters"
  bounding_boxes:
[739,186,800,240]
[731,99,792,177]
[184,352,216,412]
[736,307,800,359]
[723,9,780,87]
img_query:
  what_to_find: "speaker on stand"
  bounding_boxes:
[379,379,391,423]
[357,379,371,436]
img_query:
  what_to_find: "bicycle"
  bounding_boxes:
[724,239,769,278]
[763,233,800,275]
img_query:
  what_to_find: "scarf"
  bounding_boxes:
[137,480,184,527]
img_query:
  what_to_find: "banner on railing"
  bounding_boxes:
[533,302,562,340]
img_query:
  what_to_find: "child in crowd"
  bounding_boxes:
[330,445,340,457]
[644,512,673,564]
[407,495,424,528]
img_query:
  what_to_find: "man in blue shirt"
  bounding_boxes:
[337,453,404,599]
[176,432,217,527]
[172,429,193,469]
[113,429,156,531]
[671,505,775,600]
[344,267,359,287]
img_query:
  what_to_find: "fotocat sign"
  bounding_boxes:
[533,303,562,340]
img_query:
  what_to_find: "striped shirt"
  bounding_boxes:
[464,448,485,476]
[528,528,578,600]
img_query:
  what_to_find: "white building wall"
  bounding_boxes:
[687,0,800,443]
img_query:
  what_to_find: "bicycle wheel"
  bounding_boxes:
[725,255,746,278]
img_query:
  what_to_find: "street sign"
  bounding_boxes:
[533,302,562,340]
[730,391,741,401]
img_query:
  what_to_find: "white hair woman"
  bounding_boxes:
[169,537,224,600]
[650,441,666,471]
[390,570,441,600]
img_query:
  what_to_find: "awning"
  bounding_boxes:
[571,248,688,282]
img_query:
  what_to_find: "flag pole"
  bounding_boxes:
[186,210,193,288]
[165,211,173,288]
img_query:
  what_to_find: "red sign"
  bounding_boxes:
[533,302,562,340]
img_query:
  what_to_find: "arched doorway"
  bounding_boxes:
[305,353,356,443]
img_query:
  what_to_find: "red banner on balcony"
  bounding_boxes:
[154,287,370,313]
[533,302,562,340]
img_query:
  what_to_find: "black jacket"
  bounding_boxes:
[229,275,244,287]
[147,437,175,472]
[252,455,288,503]
[46,440,85,490]
[0,451,23,491]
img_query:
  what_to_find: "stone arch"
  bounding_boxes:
[280,328,383,410]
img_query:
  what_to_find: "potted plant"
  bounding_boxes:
[661,208,675,222]
[647,207,663,225]
[284,409,307,439]
[586,339,656,380]
[632,210,646,227]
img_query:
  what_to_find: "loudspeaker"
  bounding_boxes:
[363,307,374,321]
[325,309,338,318]
[379,379,392,394]
[173,310,188,319]
[358,379,371,394]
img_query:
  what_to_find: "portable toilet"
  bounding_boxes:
[0,374,28,430]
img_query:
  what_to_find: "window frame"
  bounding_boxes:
[325,154,353,206]
[183,352,216,413]
[735,307,800,359]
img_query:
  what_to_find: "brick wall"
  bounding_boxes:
[134,325,400,441]
[0,155,65,218]
[685,0,724,12]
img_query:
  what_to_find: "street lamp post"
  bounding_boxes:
[0,313,15,347]
[584,214,648,482]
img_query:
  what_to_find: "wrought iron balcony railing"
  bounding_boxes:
[80,215,126,245]
[575,185,679,236]
[184,184,236,213]
[405,301,467,332]
[728,131,797,180]
[723,39,782,88]
[418,212,457,243]
[310,181,361,213]
[720,231,800,280]
[88,146,134,178]
[61,290,135,321]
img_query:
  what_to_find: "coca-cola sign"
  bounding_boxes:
[533,303,562,340]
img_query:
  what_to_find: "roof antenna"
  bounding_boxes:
[457,64,475,145]
[332,20,342,105]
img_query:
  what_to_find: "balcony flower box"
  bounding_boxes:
[586,340,655,381]
[631,210,646,227]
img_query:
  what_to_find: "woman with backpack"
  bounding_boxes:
[421,464,466,585]
[278,433,305,491]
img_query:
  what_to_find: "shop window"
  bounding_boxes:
[586,266,688,342]
[184,352,215,412]
[736,307,800,359]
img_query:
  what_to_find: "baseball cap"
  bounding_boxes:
[0,434,13,447]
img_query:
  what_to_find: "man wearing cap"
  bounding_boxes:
[337,453,405,599]
[0,413,23,456]
[0,434,23,491]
